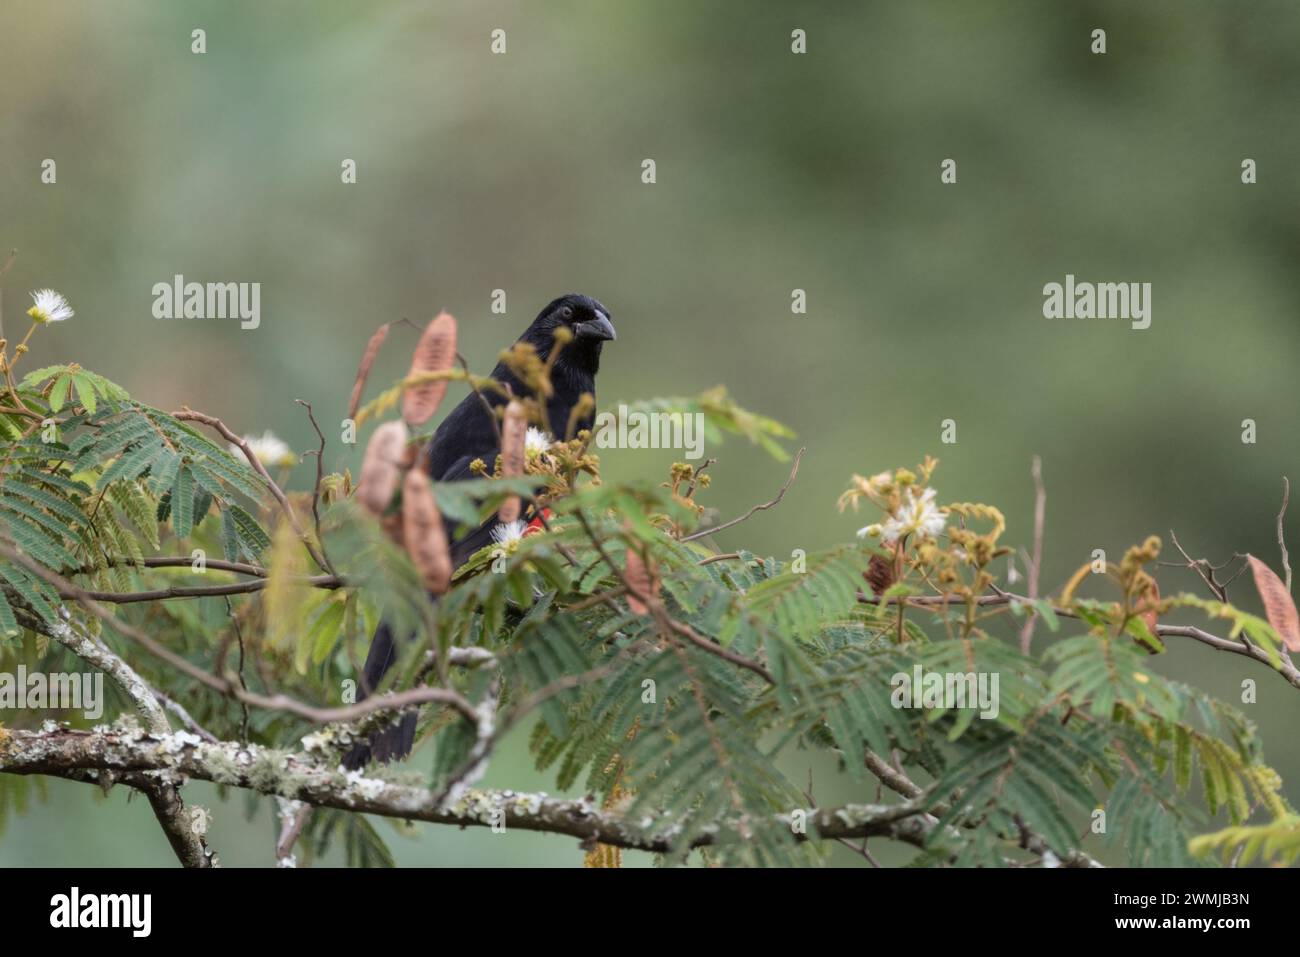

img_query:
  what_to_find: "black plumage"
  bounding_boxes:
[342,293,615,769]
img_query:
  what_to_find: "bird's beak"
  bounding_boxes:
[574,312,616,342]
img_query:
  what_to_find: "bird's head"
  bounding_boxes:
[522,293,615,374]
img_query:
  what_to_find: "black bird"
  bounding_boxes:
[342,293,615,769]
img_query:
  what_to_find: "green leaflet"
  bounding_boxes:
[0,591,19,637]
[227,504,271,555]
[1046,633,1180,721]
[300,596,346,672]
[738,544,865,643]
[171,465,195,538]
[0,564,59,627]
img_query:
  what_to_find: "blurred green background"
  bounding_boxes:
[2,0,1298,866]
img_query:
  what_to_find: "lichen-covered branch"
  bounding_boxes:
[131,772,218,869]
[2,542,480,727]
[45,615,169,732]
[862,748,1102,868]
[0,727,975,857]
[23,612,217,868]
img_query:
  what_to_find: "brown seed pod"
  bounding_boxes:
[348,323,390,422]
[1247,555,1300,652]
[402,468,452,595]
[355,420,409,516]
[497,399,527,524]
[402,312,458,426]
[398,436,419,469]
[864,551,895,597]
[623,530,659,615]
[380,511,404,547]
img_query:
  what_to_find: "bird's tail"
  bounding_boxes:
[339,506,550,770]
[340,621,418,770]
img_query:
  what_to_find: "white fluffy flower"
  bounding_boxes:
[857,487,947,545]
[27,289,75,324]
[525,427,552,457]
[491,520,528,546]
[233,431,296,468]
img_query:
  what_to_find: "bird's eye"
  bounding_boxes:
[559,305,574,320]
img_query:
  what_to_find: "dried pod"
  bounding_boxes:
[1247,555,1300,652]
[500,400,527,476]
[399,437,419,470]
[402,468,452,595]
[402,312,458,426]
[380,511,404,548]
[865,551,895,597]
[355,420,409,516]
[348,323,390,422]
[624,537,659,616]
[498,497,522,525]
[497,399,527,524]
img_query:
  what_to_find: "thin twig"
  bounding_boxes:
[574,510,775,684]
[697,552,742,566]
[0,248,16,342]
[857,586,1300,689]
[33,574,343,604]
[1166,529,1232,602]
[666,617,774,684]
[225,595,252,744]
[458,352,502,446]
[173,407,332,574]
[1277,477,1294,667]
[1278,477,1291,592]
[1018,455,1045,654]
[0,541,481,726]
[295,398,331,570]
[682,447,804,542]
[275,800,312,867]
[154,690,219,744]
[69,556,271,577]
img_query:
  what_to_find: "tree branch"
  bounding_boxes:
[172,407,332,575]
[133,772,217,869]
[3,541,481,726]
[275,799,311,868]
[681,446,804,542]
[23,610,217,867]
[39,574,343,605]
[0,728,985,858]
[573,510,775,684]
[858,589,1300,690]
[862,748,1102,868]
